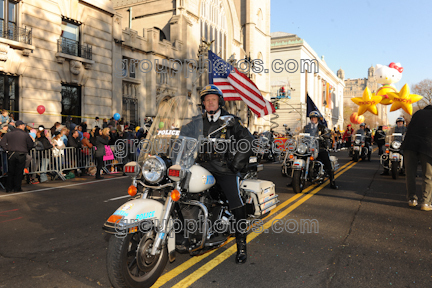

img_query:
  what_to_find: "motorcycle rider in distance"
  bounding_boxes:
[393,117,407,135]
[355,123,372,161]
[180,84,255,264]
[382,117,407,175]
[303,111,338,189]
[356,123,365,135]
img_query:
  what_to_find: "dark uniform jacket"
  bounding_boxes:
[374,129,386,146]
[180,109,254,174]
[392,126,407,135]
[303,123,331,150]
[0,129,34,153]
[401,105,432,158]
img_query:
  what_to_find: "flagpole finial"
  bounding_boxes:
[201,38,215,51]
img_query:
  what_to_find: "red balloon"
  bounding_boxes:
[37,105,45,115]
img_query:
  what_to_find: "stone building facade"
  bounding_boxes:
[0,0,271,131]
[112,0,272,132]
[340,66,388,126]
[0,0,119,128]
[270,32,344,132]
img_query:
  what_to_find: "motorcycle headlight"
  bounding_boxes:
[296,143,307,154]
[391,141,401,149]
[355,139,360,145]
[142,156,166,184]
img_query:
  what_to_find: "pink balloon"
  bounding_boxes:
[37,105,45,114]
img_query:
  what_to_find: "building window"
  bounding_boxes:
[0,0,32,44]
[200,0,227,59]
[61,85,81,125]
[257,9,263,31]
[122,57,137,78]
[0,73,19,120]
[58,17,92,60]
[122,83,139,126]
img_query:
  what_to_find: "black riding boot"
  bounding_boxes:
[329,171,338,190]
[232,205,247,264]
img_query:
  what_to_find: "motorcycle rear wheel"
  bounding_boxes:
[106,231,168,288]
[292,170,305,193]
[391,162,399,180]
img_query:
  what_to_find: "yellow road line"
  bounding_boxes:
[152,160,354,288]
[171,161,358,288]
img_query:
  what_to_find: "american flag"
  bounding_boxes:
[208,50,275,117]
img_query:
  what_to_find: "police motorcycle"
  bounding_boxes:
[103,96,278,288]
[380,133,404,179]
[351,133,371,162]
[283,131,339,193]
[256,131,276,163]
[280,137,296,177]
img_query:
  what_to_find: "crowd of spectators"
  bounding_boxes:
[0,113,152,190]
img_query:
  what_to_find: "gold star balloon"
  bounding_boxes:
[386,84,423,115]
[351,87,382,115]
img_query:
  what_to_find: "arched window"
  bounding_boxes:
[257,52,263,60]
[257,9,263,31]
[200,0,227,59]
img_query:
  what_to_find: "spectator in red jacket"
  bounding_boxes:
[342,124,354,148]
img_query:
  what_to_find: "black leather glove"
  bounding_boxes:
[228,162,241,174]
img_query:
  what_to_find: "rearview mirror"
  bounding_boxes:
[219,115,235,127]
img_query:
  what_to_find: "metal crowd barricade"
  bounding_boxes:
[1,141,141,187]
[28,148,65,180]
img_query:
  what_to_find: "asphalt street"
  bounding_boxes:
[0,150,431,288]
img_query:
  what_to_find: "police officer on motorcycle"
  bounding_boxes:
[303,111,338,189]
[181,84,255,264]
[356,123,372,161]
[382,117,407,175]
[393,117,407,135]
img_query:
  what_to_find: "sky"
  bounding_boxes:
[270,0,432,123]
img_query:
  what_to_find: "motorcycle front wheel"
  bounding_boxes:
[391,162,399,180]
[106,231,168,288]
[353,152,359,162]
[281,164,288,177]
[292,170,305,193]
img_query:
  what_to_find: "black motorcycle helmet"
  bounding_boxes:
[200,84,225,111]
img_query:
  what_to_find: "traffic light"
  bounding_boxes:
[274,101,279,109]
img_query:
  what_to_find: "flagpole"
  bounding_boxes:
[245,53,254,128]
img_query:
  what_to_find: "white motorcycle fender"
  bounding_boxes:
[391,153,400,161]
[109,199,176,262]
[292,159,306,169]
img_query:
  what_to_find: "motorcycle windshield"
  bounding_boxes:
[386,133,404,145]
[353,134,364,142]
[137,96,203,168]
[294,134,318,152]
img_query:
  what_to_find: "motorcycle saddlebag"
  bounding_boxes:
[329,156,339,172]
[240,179,278,217]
